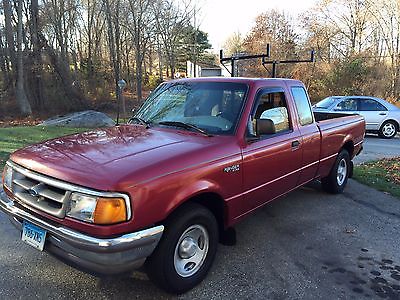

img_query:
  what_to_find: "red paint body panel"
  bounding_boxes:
[8,78,365,237]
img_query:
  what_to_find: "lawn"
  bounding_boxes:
[0,126,87,169]
[353,157,400,199]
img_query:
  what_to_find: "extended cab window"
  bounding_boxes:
[291,87,313,126]
[248,88,291,137]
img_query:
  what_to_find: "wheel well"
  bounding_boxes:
[189,193,226,233]
[382,119,399,131]
[342,141,354,157]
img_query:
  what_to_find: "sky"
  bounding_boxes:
[198,0,318,52]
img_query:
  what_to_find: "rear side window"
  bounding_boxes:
[359,99,387,111]
[291,87,313,126]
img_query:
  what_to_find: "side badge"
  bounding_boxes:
[224,164,240,173]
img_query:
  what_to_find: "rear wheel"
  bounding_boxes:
[379,120,397,139]
[146,203,218,294]
[321,150,350,194]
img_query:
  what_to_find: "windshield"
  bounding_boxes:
[315,97,337,109]
[133,81,248,135]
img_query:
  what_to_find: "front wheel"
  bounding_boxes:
[145,203,218,294]
[321,150,350,194]
[379,121,398,139]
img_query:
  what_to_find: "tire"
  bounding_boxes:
[378,120,398,139]
[145,203,218,294]
[321,149,350,194]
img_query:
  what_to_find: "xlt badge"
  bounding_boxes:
[223,164,240,173]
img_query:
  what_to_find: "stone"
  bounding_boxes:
[39,110,115,128]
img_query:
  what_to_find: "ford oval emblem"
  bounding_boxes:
[28,188,39,197]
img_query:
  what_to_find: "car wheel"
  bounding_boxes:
[146,203,218,294]
[379,121,397,139]
[321,149,350,194]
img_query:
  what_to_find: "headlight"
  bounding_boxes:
[2,163,13,191]
[67,192,128,225]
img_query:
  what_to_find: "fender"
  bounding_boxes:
[165,179,224,217]
[342,133,356,157]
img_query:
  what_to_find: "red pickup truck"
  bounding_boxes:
[1,78,364,293]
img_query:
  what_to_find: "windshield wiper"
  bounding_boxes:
[158,121,212,137]
[128,117,151,128]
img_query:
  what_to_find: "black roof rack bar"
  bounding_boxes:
[219,44,271,77]
[219,44,315,78]
[262,50,315,77]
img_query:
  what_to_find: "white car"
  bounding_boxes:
[313,96,400,139]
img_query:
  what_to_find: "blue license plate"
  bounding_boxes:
[21,221,47,251]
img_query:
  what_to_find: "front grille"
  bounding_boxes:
[10,164,70,218]
[5,161,132,221]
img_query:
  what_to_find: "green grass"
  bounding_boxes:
[353,157,400,199]
[0,126,87,169]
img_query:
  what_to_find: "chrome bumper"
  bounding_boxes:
[0,189,164,275]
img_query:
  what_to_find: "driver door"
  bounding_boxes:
[241,88,302,210]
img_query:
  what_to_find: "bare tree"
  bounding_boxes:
[29,0,44,110]
[313,0,372,57]
[0,0,214,117]
[153,0,193,79]
[104,0,127,115]
[3,0,16,81]
[0,23,11,90]
[125,0,155,100]
[16,0,32,115]
[367,0,400,97]
[222,32,244,57]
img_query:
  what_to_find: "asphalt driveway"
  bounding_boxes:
[355,134,400,164]
[1,179,400,299]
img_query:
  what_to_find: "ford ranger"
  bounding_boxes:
[1,78,365,293]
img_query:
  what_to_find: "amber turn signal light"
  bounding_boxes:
[93,197,127,225]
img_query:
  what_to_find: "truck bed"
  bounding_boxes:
[313,111,359,122]
[314,112,365,177]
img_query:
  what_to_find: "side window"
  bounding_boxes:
[359,99,387,111]
[335,99,358,111]
[291,87,313,126]
[248,89,291,137]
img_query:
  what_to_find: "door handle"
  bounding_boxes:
[292,140,300,148]
[379,112,387,116]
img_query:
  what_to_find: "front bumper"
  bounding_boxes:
[0,189,164,275]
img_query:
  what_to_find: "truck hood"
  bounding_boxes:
[10,125,228,191]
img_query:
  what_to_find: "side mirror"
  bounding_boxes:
[256,119,276,135]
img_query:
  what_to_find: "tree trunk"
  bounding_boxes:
[16,0,32,116]
[114,1,126,116]
[157,36,163,80]
[30,0,44,110]
[135,46,143,101]
[0,28,10,87]
[3,0,16,81]
[143,55,148,84]
[105,1,118,95]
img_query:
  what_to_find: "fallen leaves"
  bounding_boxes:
[0,117,43,128]
[359,157,400,185]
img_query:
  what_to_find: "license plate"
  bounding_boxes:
[21,221,47,251]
